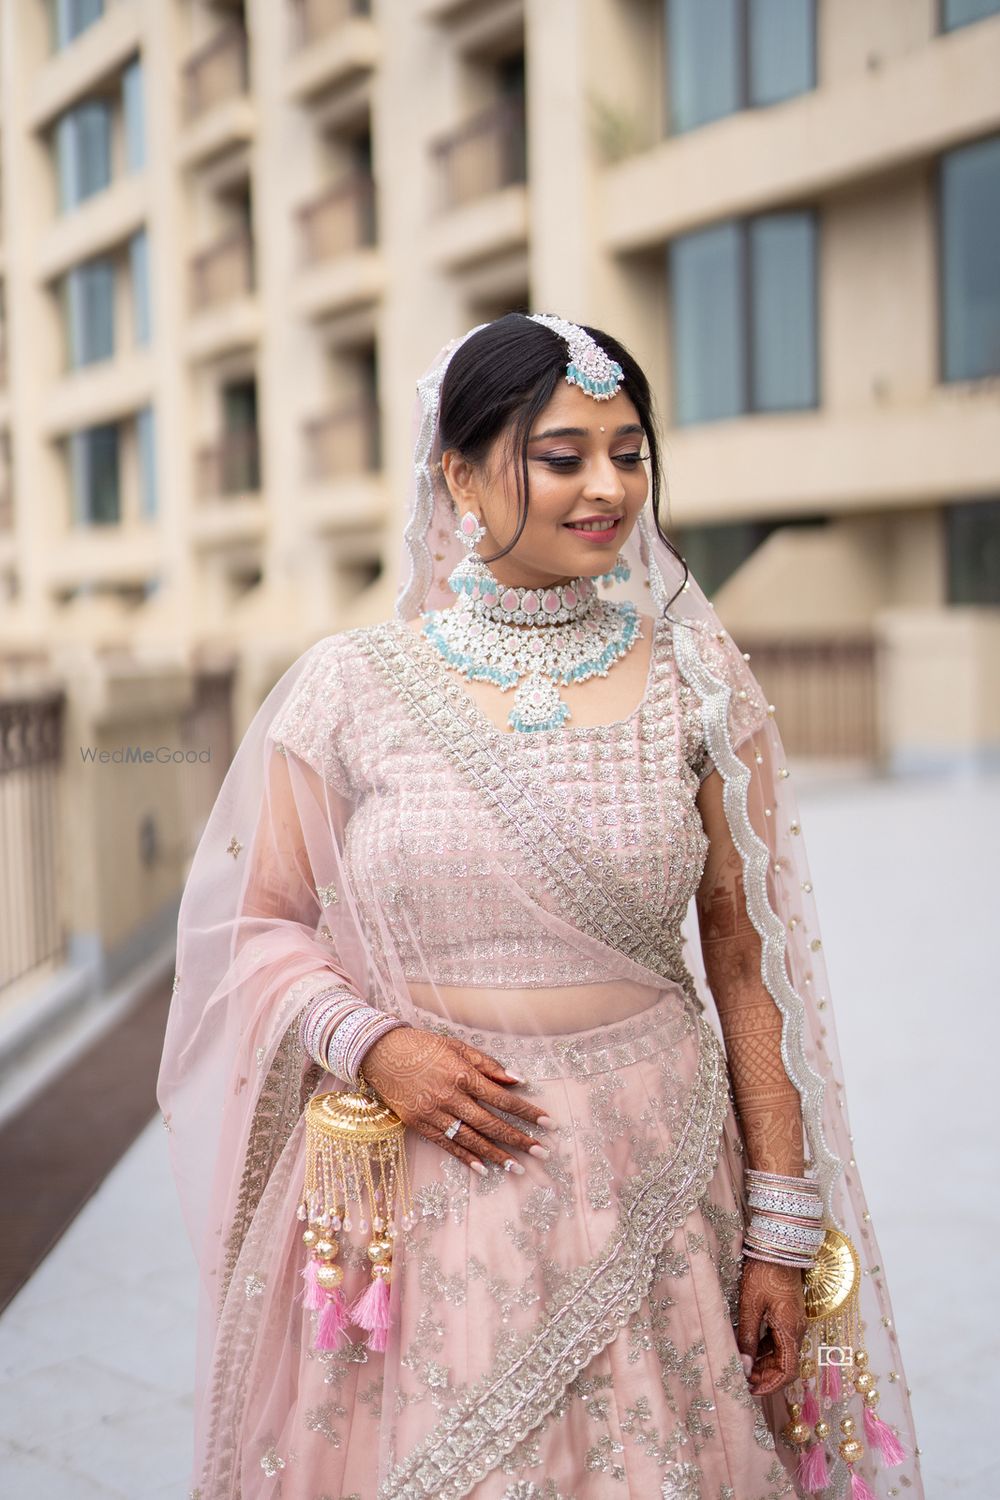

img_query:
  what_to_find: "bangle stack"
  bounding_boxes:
[299,985,409,1088]
[742,1168,825,1269]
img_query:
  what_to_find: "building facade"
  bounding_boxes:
[0,0,997,767]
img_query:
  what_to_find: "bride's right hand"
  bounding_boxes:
[359,1026,552,1175]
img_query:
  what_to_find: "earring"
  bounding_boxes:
[598,553,631,587]
[447,510,501,602]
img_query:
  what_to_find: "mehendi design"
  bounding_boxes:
[695,837,804,1180]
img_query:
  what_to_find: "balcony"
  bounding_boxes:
[183,25,249,122]
[291,0,371,43]
[186,230,260,360]
[427,95,529,271]
[303,398,380,479]
[191,430,266,548]
[190,228,254,311]
[301,400,386,533]
[178,27,255,168]
[195,429,261,499]
[434,95,526,211]
[286,0,377,104]
[293,179,383,319]
[298,173,375,262]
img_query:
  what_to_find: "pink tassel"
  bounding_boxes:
[313,1289,350,1351]
[348,1273,392,1352]
[820,1360,841,1400]
[802,1383,820,1428]
[850,1472,877,1500]
[299,1258,324,1312]
[864,1405,906,1466]
[797,1441,829,1494]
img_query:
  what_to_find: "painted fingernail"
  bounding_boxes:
[504,1158,525,1174]
[536,1114,554,1128]
[528,1144,549,1159]
[470,1161,488,1176]
[741,1354,753,1376]
[505,1072,525,1083]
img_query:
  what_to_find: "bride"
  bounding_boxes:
[158,313,922,1499]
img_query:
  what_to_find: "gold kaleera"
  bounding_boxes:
[296,1077,416,1354]
[782,1227,908,1489]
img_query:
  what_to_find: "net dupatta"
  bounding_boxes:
[389,329,923,1498]
[157,326,923,1500]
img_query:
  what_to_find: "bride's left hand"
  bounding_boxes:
[736,1260,807,1397]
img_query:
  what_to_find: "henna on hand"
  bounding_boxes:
[360,1027,551,1174]
[694,787,805,1179]
[737,1258,806,1395]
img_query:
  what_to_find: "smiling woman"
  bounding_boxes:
[159,314,923,1499]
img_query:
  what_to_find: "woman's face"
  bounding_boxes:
[441,381,649,590]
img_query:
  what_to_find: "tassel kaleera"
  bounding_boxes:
[781,1228,907,1496]
[296,1073,416,1354]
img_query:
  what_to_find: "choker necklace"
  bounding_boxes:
[470,573,599,626]
[421,581,642,732]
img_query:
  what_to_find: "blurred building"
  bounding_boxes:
[0,0,998,1085]
[0,0,997,743]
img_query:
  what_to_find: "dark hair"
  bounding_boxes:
[438,313,688,612]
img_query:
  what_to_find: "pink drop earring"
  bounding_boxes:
[447,510,501,603]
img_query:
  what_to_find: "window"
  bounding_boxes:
[137,407,157,519]
[668,210,818,424]
[122,57,146,172]
[50,0,104,51]
[221,380,260,492]
[665,0,815,135]
[69,423,119,524]
[63,257,115,368]
[940,134,1000,381]
[55,100,111,210]
[130,229,151,345]
[940,0,1000,31]
[946,498,1000,604]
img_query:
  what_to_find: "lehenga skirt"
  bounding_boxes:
[222,986,799,1499]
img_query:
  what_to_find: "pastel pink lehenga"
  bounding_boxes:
[158,343,923,1500]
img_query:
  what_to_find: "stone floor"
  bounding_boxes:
[0,766,995,1498]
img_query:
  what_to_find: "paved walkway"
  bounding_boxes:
[0,767,995,1498]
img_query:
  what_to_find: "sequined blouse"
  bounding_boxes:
[269,613,767,989]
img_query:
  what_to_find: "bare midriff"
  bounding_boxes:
[404,977,670,1035]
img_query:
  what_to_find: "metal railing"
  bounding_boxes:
[740,637,879,760]
[195,428,261,499]
[0,692,66,994]
[189,228,254,312]
[289,0,371,47]
[181,25,249,122]
[297,173,376,263]
[432,93,527,210]
[303,398,381,479]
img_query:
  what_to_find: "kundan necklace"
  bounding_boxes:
[421,568,641,733]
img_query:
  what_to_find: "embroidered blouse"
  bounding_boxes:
[268,614,769,990]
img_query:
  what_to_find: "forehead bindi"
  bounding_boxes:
[528,386,641,442]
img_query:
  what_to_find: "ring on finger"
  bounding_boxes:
[444,1116,462,1140]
